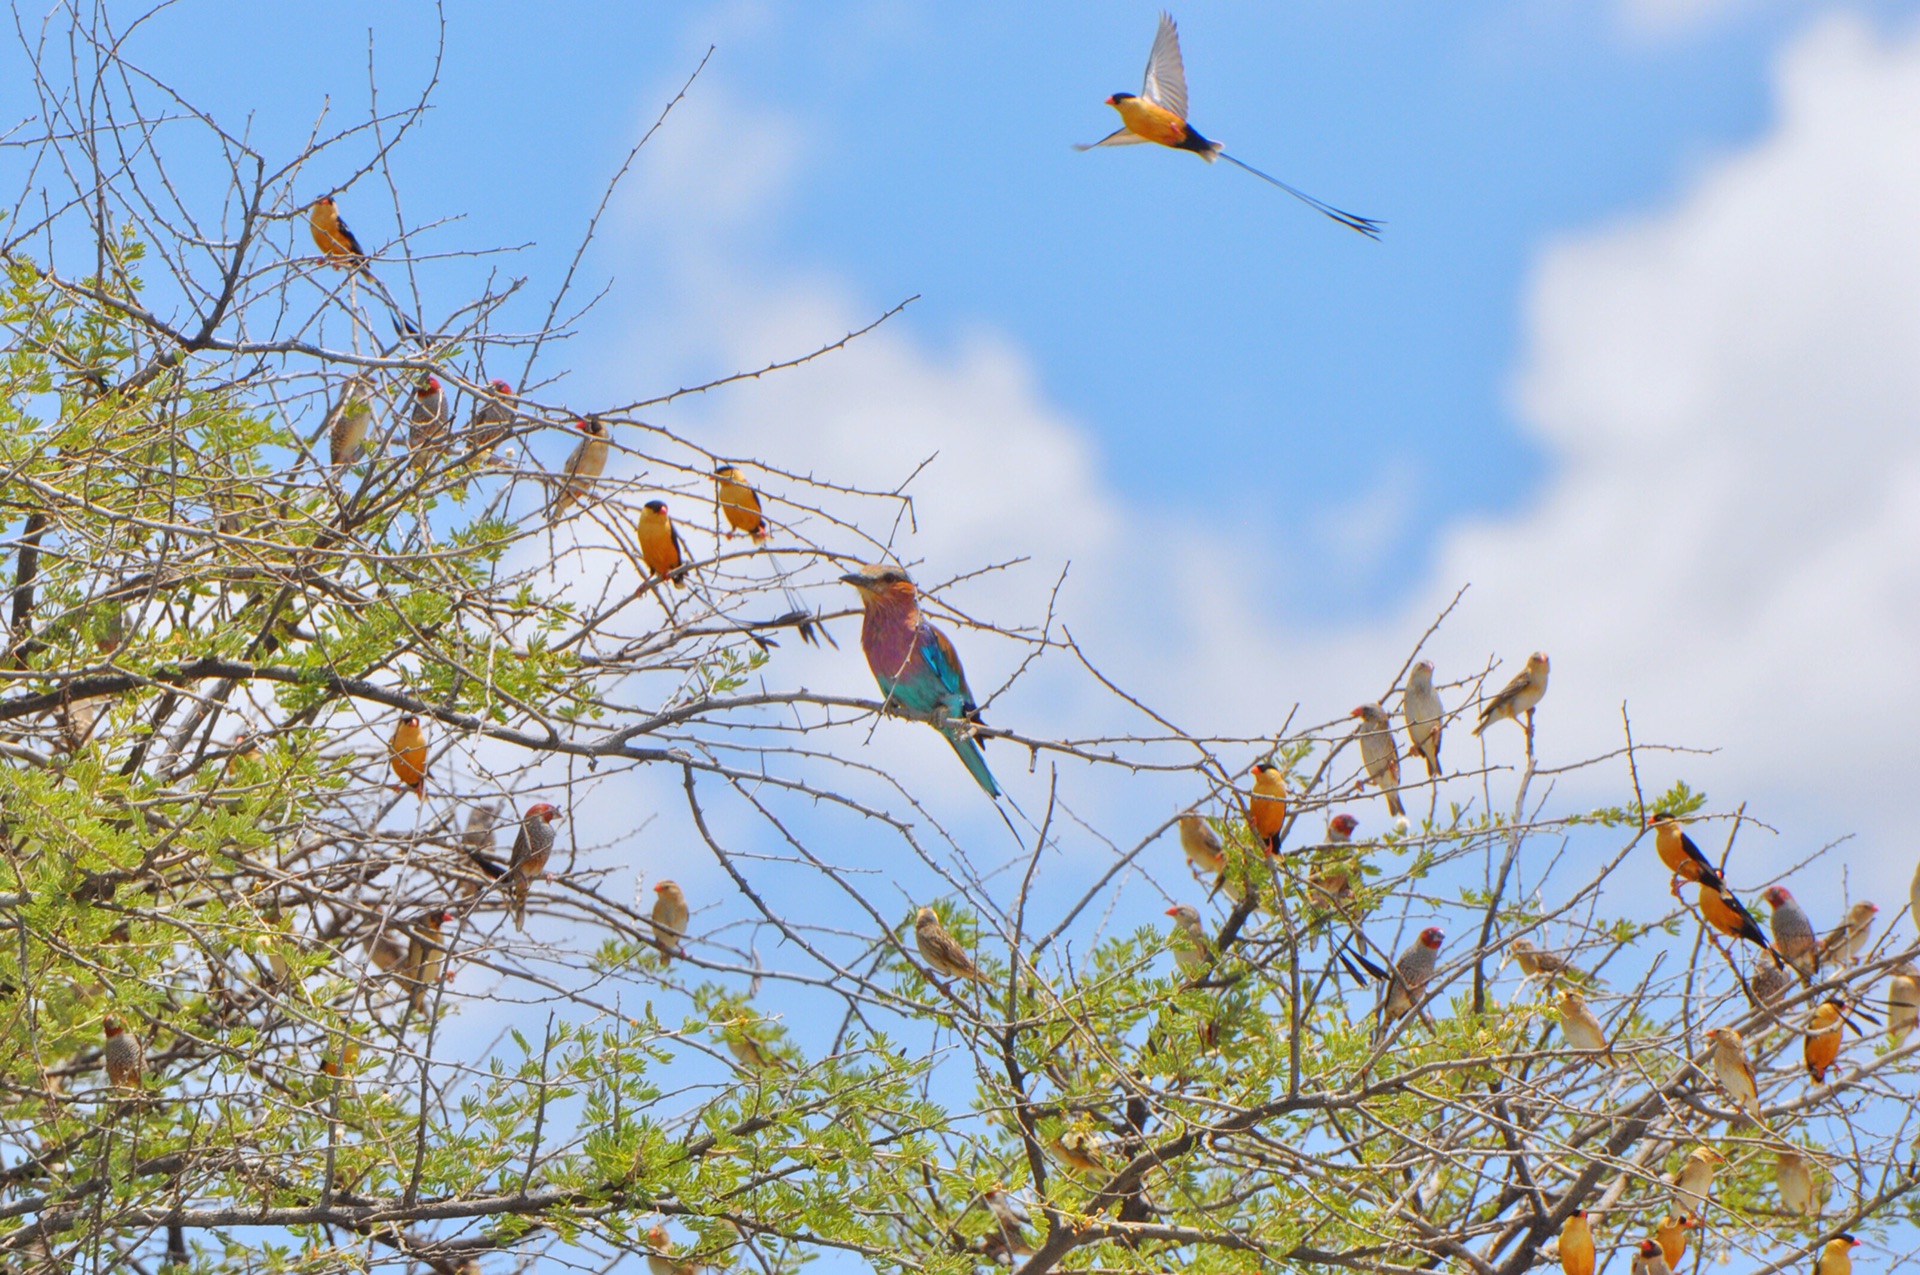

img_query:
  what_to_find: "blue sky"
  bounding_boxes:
[69,0,1901,615]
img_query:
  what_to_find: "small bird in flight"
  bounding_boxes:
[1078,12,1381,238]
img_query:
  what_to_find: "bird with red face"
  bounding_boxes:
[1378,927,1444,1037]
[1763,886,1818,982]
[506,803,562,931]
[103,1014,145,1089]
[548,417,610,520]
[467,379,518,454]
[388,715,428,797]
[408,374,450,468]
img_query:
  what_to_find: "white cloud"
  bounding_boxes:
[564,13,1920,927]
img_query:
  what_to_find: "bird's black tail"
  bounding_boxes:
[1217,152,1383,239]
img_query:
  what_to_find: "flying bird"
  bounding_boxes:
[1403,660,1444,780]
[1351,704,1406,817]
[1077,13,1381,237]
[714,464,771,543]
[841,564,1000,797]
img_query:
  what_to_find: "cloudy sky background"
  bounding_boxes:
[13,0,1920,987]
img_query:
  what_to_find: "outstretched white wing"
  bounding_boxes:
[1140,11,1189,120]
[1074,127,1150,151]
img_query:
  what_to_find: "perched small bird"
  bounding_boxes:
[461,803,499,872]
[915,907,988,984]
[401,908,451,1014]
[308,194,373,278]
[1704,1026,1761,1120]
[1911,859,1920,940]
[1818,901,1877,970]
[506,803,562,931]
[651,880,689,964]
[714,464,770,542]
[408,373,450,466]
[645,1225,695,1275]
[1326,813,1358,843]
[1803,999,1845,1084]
[1646,811,1724,895]
[1559,1209,1595,1275]
[1557,991,1612,1063]
[1812,1235,1859,1275]
[1750,959,1790,1017]
[1669,1146,1724,1218]
[638,500,692,589]
[1510,937,1579,984]
[1472,652,1550,741]
[1764,886,1819,981]
[102,1014,145,1089]
[1655,1216,1698,1270]
[981,1185,1034,1259]
[842,565,999,797]
[1246,761,1289,853]
[548,417,611,520]
[1697,880,1777,961]
[1887,962,1919,1045]
[1048,1128,1109,1173]
[1351,704,1406,818]
[724,1026,791,1074]
[324,375,374,470]
[1075,12,1381,237]
[467,379,517,453]
[1403,660,1444,780]
[366,927,405,974]
[1165,903,1211,976]
[387,715,428,797]
[1379,927,1444,1037]
[1630,1238,1672,1275]
[1776,1150,1817,1217]
[1178,812,1226,876]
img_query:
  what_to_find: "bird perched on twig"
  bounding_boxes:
[1075,12,1381,237]
[980,1185,1033,1260]
[467,379,517,455]
[1178,812,1225,877]
[1403,660,1444,780]
[1668,1146,1724,1218]
[1047,1127,1109,1173]
[1472,652,1550,743]
[1804,999,1846,1084]
[841,564,1000,798]
[1558,1209,1594,1275]
[915,907,988,985]
[638,500,692,589]
[407,373,449,467]
[1776,1150,1818,1217]
[1350,704,1406,818]
[387,715,428,798]
[1818,901,1877,971]
[714,464,771,543]
[401,908,451,1015]
[1704,1026,1761,1120]
[1887,962,1918,1045]
[1377,927,1443,1038]
[1764,886,1818,983]
[1811,1235,1860,1275]
[1696,880,1777,962]
[548,417,610,520]
[1165,903,1211,976]
[651,881,689,965]
[1646,811,1724,896]
[1630,1238,1672,1275]
[1509,938,1581,985]
[506,803,561,931]
[1245,761,1289,854]
[366,926,405,974]
[1654,1216,1698,1271]
[1556,991,1612,1064]
[324,376,374,471]
[102,1014,144,1089]
[722,1019,792,1074]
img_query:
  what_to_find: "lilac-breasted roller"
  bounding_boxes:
[840,564,1000,798]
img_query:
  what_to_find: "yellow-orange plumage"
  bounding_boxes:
[1246,762,1288,853]
[1111,94,1196,149]
[638,500,690,588]
[1804,999,1845,1084]
[1559,1210,1594,1275]
[714,465,769,542]
[308,196,371,278]
[388,715,428,797]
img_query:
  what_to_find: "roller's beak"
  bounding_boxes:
[839,571,873,590]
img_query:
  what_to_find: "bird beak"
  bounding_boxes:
[838,571,873,589]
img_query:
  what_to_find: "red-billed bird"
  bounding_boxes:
[468,379,518,454]
[308,195,374,279]
[103,1014,145,1088]
[1246,761,1289,853]
[841,564,999,797]
[388,716,428,797]
[1378,927,1443,1037]
[1077,13,1380,237]
[1696,879,1777,961]
[638,501,692,589]
[506,803,562,931]
[1763,886,1818,982]
[1647,811,1724,896]
[549,417,611,520]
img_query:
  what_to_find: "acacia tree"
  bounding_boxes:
[2,7,1917,1275]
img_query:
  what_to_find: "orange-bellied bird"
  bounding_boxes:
[841,564,999,797]
[1245,761,1289,853]
[1076,12,1380,238]
[1647,811,1724,897]
[308,194,420,336]
[1695,878,1778,962]
[638,500,692,589]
